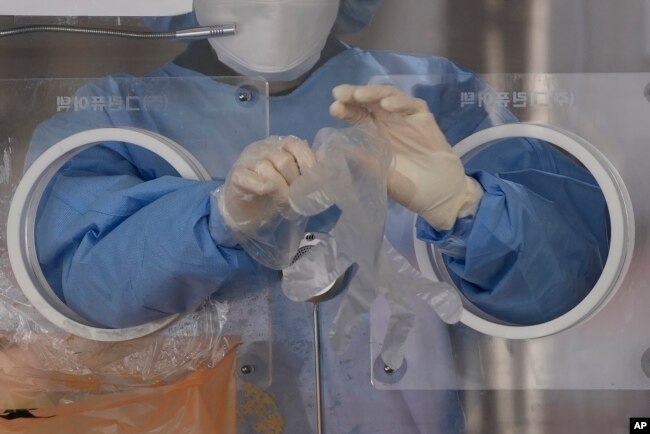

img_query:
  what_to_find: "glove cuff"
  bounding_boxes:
[209,187,240,247]
[419,175,484,231]
[457,176,484,218]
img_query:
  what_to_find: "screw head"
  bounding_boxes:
[383,365,395,375]
[237,89,253,102]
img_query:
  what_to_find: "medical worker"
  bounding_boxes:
[26,0,609,432]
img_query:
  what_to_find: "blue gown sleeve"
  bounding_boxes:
[29,80,258,329]
[412,59,610,325]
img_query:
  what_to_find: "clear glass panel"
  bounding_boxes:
[370,73,648,390]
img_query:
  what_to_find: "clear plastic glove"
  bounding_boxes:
[217,136,315,269]
[288,125,462,369]
[330,84,483,230]
[219,136,315,233]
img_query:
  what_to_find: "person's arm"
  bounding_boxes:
[416,167,609,325]
[330,65,609,325]
[29,80,258,328]
[32,130,257,329]
[411,60,609,324]
[31,75,318,328]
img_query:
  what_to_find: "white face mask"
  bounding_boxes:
[194,0,340,81]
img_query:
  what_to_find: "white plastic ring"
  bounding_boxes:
[7,128,212,341]
[414,123,634,339]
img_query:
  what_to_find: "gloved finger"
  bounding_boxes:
[380,95,429,116]
[255,159,289,196]
[231,167,277,196]
[332,84,358,103]
[281,137,316,173]
[329,100,369,122]
[267,148,301,184]
[352,85,404,105]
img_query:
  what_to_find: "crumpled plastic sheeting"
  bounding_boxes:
[0,226,232,398]
[287,124,462,369]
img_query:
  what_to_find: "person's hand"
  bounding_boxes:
[330,84,483,230]
[219,136,316,234]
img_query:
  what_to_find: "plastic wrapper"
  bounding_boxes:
[287,124,462,369]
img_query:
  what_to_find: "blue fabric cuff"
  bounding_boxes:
[208,188,239,248]
[416,214,475,258]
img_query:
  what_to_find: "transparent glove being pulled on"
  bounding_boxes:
[216,136,315,269]
[330,84,484,231]
[286,124,462,369]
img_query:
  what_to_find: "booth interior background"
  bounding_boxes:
[2,0,650,78]
[1,0,648,433]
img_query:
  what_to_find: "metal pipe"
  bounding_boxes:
[313,302,323,434]
[0,24,236,40]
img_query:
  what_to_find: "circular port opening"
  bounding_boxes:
[7,128,212,341]
[414,123,634,339]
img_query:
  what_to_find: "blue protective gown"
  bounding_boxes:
[26,39,609,433]
[29,41,609,328]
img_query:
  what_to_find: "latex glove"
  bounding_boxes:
[330,84,483,230]
[219,136,316,235]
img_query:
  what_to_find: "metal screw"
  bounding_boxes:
[237,89,253,102]
[240,364,254,375]
[383,364,395,375]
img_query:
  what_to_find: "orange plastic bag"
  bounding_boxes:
[0,341,238,433]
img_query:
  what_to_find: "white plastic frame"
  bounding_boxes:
[414,123,635,339]
[7,128,212,341]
